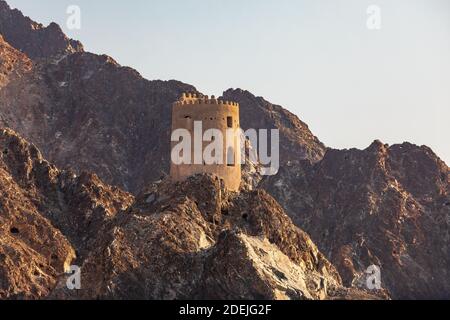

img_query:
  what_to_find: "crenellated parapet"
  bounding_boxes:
[173,93,239,107]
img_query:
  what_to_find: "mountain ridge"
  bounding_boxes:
[0,0,83,59]
[0,1,449,299]
[1,127,385,300]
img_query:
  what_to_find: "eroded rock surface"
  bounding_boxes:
[0,129,133,299]
[263,141,450,299]
[65,175,357,300]
[0,1,83,60]
[0,1,448,300]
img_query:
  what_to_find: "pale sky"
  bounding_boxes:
[6,0,450,164]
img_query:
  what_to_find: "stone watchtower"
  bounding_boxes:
[170,93,242,191]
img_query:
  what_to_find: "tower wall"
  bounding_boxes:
[170,93,241,191]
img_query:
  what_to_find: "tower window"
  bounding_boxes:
[227,117,233,128]
[227,146,235,167]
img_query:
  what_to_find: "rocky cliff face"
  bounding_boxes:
[0,48,322,194]
[1,128,379,300]
[0,1,449,299]
[57,174,347,300]
[0,128,133,298]
[222,88,326,164]
[0,34,32,88]
[0,0,324,193]
[0,0,83,60]
[0,47,196,191]
[263,141,450,299]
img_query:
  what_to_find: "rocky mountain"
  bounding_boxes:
[0,128,133,298]
[0,3,324,194]
[0,0,83,60]
[0,0,449,299]
[263,141,450,299]
[222,88,326,164]
[54,174,346,300]
[1,128,382,300]
[0,34,32,88]
[0,49,195,191]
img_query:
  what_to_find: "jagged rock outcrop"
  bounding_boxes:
[55,174,382,300]
[0,1,83,60]
[0,49,196,191]
[1,129,382,300]
[0,128,133,299]
[222,88,326,164]
[0,34,32,88]
[0,2,323,194]
[0,1,448,300]
[263,140,450,299]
